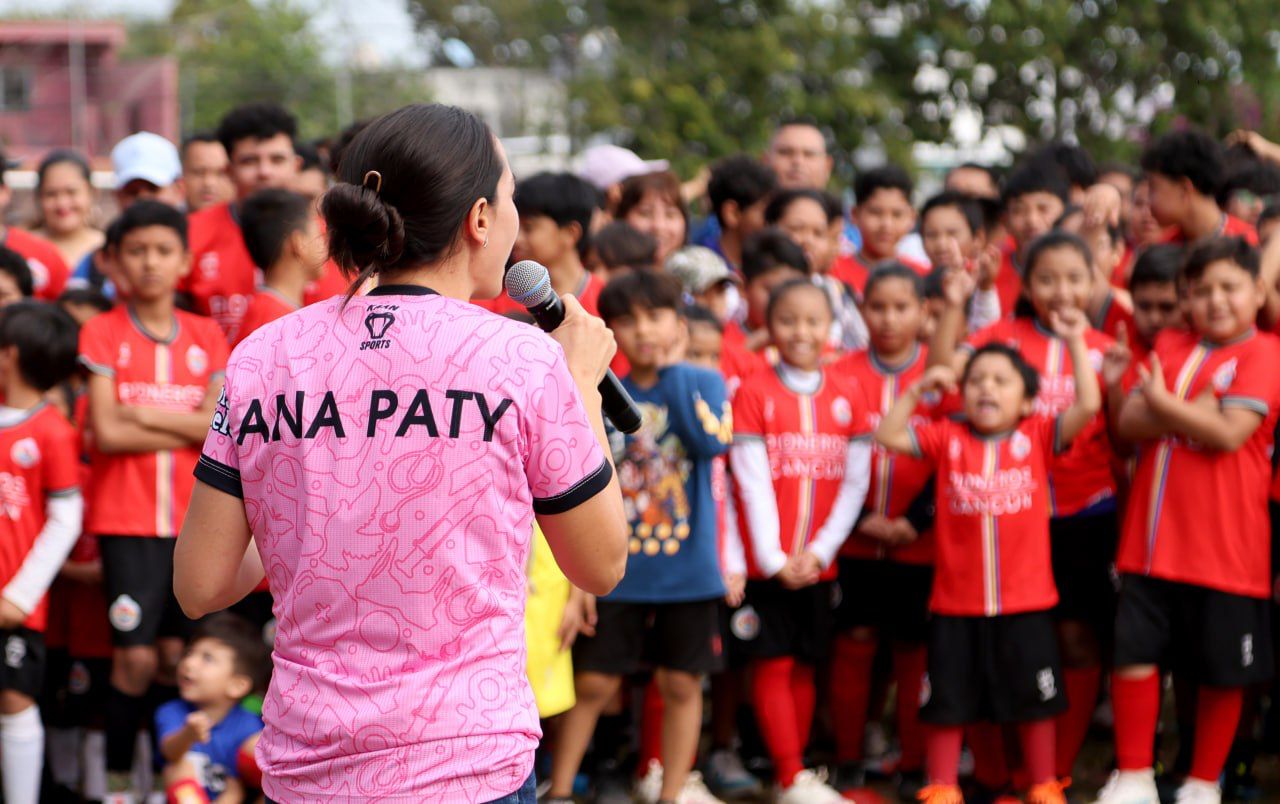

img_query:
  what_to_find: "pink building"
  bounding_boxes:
[0,20,178,166]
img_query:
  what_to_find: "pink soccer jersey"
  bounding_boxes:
[194,285,612,802]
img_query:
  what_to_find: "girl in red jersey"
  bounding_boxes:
[931,231,1120,784]
[730,279,871,804]
[878,306,1103,804]
[828,264,942,799]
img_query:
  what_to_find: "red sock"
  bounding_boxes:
[791,661,817,751]
[894,645,928,772]
[925,725,964,785]
[1112,671,1160,771]
[639,678,664,774]
[1190,686,1243,783]
[1056,666,1101,778]
[1018,718,1056,785]
[752,657,804,786]
[830,636,876,763]
[968,723,1010,790]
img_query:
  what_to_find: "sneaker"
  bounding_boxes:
[703,749,762,799]
[916,784,963,804]
[1092,769,1159,804]
[1026,778,1070,804]
[634,760,664,804]
[677,771,726,804]
[777,768,846,804]
[1173,779,1221,804]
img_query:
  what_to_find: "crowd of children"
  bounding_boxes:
[2,101,1280,804]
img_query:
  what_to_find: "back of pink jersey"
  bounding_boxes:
[196,286,610,801]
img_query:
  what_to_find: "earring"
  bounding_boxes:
[483,239,489,249]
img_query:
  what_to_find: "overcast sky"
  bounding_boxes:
[0,0,427,67]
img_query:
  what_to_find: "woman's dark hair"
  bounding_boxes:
[614,171,688,232]
[764,189,833,226]
[37,149,92,190]
[963,342,1040,401]
[1181,236,1259,283]
[593,222,657,272]
[0,301,79,391]
[864,262,924,301]
[1013,231,1094,318]
[321,104,504,293]
[766,277,831,324]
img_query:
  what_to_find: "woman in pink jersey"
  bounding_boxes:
[173,104,628,803]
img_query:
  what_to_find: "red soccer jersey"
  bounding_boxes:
[0,404,80,631]
[733,365,867,581]
[1,227,69,301]
[911,416,1060,616]
[1160,213,1258,246]
[720,320,770,399]
[183,202,259,341]
[79,307,228,538]
[1093,290,1136,341]
[1120,328,1280,598]
[836,345,938,564]
[995,246,1024,320]
[967,317,1116,516]
[232,287,298,350]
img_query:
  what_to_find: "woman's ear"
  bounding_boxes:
[467,197,491,248]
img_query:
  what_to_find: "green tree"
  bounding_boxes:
[857,0,1280,162]
[128,0,337,140]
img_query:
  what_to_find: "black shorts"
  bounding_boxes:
[1114,574,1273,687]
[717,602,751,670]
[833,558,933,644]
[921,610,1066,725]
[572,598,723,676]
[1050,508,1118,637]
[0,628,45,700]
[729,580,835,664]
[101,537,194,647]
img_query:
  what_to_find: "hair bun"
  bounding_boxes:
[321,183,406,276]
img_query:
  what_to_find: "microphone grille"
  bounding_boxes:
[504,260,553,307]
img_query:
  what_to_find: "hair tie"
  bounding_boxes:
[362,170,383,194]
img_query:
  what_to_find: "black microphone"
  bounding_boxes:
[505,260,643,434]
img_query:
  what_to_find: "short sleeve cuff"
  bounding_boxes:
[532,458,613,515]
[194,455,243,499]
[906,426,924,459]
[1221,396,1269,415]
[78,356,114,377]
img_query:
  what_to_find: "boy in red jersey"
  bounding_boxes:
[829,265,942,800]
[0,302,83,803]
[731,279,871,804]
[0,148,69,302]
[184,104,346,340]
[1142,131,1257,246]
[877,305,1102,804]
[1100,237,1280,804]
[1126,245,1185,365]
[993,164,1072,317]
[232,189,328,349]
[0,303,82,803]
[78,202,228,798]
[720,229,808,395]
[831,166,922,294]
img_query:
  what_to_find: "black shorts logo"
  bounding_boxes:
[1037,667,1057,701]
[4,635,25,669]
[361,306,397,351]
[1243,634,1254,667]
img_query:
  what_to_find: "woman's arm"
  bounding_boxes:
[175,485,261,618]
[536,295,628,597]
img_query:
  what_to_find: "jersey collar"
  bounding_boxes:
[1200,327,1255,349]
[126,305,179,345]
[366,284,440,297]
[870,343,920,376]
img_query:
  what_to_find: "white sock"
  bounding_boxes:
[47,725,82,787]
[1,705,45,804]
[82,729,107,799]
